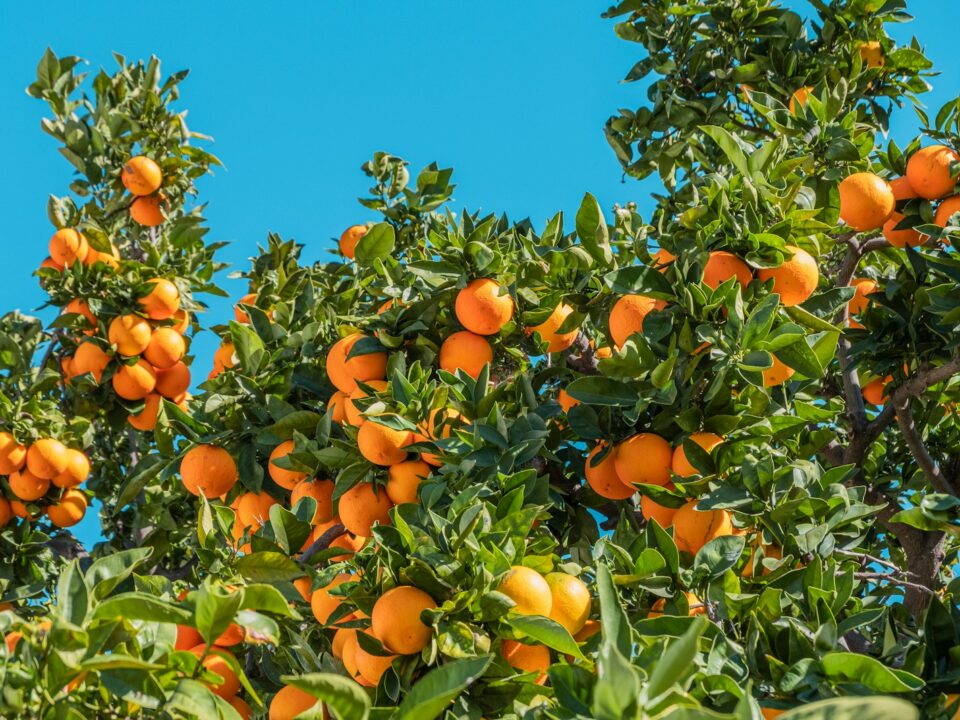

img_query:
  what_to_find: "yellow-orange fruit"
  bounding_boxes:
[338,482,393,537]
[788,86,812,113]
[325,333,388,393]
[671,432,724,478]
[500,640,550,684]
[847,278,878,329]
[130,195,164,226]
[143,327,186,369]
[10,500,40,521]
[155,361,191,399]
[121,156,162,196]
[48,229,89,267]
[651,247,676,271]
[762,354,795,387]
[0,432,27,474]
[341,632,373,686]
[139,279,180,321]
[236,491,278,529]
[112,359,157,400]
[615,433,672,487]
[128,393,163,431]
[594,345,613,359]
[386,459,429,505]
[109,314,152,356]
[371,585,437,654]
[640,484,680,528]
[648,591,706,618]
[290,479,334,523]
[883,211,923,248]
[760,708,786,720]
[935,195,960,228]
[310,573,352,625]
[526,304,579,353]
[742,544,783,578]
[890,176,918,201]
[170,308,190,334]
[906,145,960,200]
[26,438,69,480]
[757,246,819,307]
[268,440,308,490]
[40,256,63,272]
[46,489,88,528]
[64,298,96,333]
[672,500,734,555]
[72,341,111,383]
[557,388,580,413]
[416,408,462,467]
[215,623,244,647]
[175,624,203,651]
[838,173,895,231]
[862,376,892,406]
[234,293,258,323]
[10,469,50,502]
[83,244,120,270]
[339,225,368,259]
[859,41,883,68]
[0,497,11,528]
[227,696,253,720]
[702,251,752,289]
[439,331,493,378]
[329,390,349,425]
[293,576,313,602]
[180,445,238,498]
[455,278,514,336]
[609,294,658,349]
[544,573,590,635]
[52,448,90,488]
[269,684,319,720]
[355,632,397,685]
[498,566,552,617]
[357,422,410,466]
[190,645,239,699]
[584,444,634,500]
[345,380,388,427]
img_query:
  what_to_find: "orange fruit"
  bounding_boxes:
[526,303,579,353]
[615,433,672,487]
[357,422,410,466]
[788,86,812,113]
[174,624,203,651]
[498,566,552,617]
[651,247,676,271]
[10,500,41,521]
[341,632,372,686]
[890,176,918,201]
[215,623,245,647]
[227,696,253,720]
[862,376,891,405]
[128,393,163,431]
[371,585,437,654]
[180,445,238,498]
[338,482,393,537]
[760,709,786,720]
[48,229,89,267]
[557,388,580,413]
[310,573,352,625]
[640,484,680,528]
[46,489,87,528]
[143,327,186,369]
[439,331,493,378]
[935,195,960,228]
[52,448,90,488]
[139,279,180,321]
[325,333,388,393]
[544,573,590,635]
[455,278,514,336]
[235,491,278,529]
[0,497,11,528]
[290,479,334,523]
[233,293,260,323]
[671,432,724,477]
[847,278,878,329]
[339,225,368,259]
[269,684,319,720]
[112,359,157,400]
[648,591,705,618]
[415,408,462,467]
[883,211,923,248]
[190,645,239,699]
[332,623,357,658]
[386,459,429,505]
[71,341,111,383]
[742,543,783,578]
[64,298,96,333]
[354,631,397,684]
[329,390,349,424]
[838,172,895,231]
[672,500,735,555]
[83,244,120,269]
[594,345,613,359]
[155,361,191,399]
[906,145,960,200]
[26,438,69,480]
[0,432,26,474]
[109,315,152,357]
[500,640,550,684]
[757,246,819,307]
[344,380,389,427]
[10,469,50,502]
[859,41,883,68]
[609,294,659,349]
[130,195,164,226]
[584,444,634,500]
[293,576,313,602]
[702,251,752,289]
[40,256,63,272]
[170,308,191,334]
[121,156,162,196]
[762,354,795,387]
[268,440,308,490]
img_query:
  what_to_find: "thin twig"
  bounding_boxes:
[299,523,346,564]
[895,397,955,495]
[851,571,935,595]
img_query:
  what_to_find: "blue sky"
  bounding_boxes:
[0,2,958,546]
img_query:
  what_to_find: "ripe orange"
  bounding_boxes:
[112,359,157,400]
[339,225,368,259]
[10,499,41,521]
[838,173,895,231]
[847,278,878,329]
[310,573,352,625]
[10,469,50,502]
[130,195,164,226]
[935,195,960,228]
[190,645,239,699]
[640,484,680,528]
[651,247,676,271]
[325,333,388,393]
[128,393,163,431]
[672,500,734,555]
[762,354,795,387]
[139,279,181,321]
[170,308,191,334]
[671,432,723,477]
[233,293,269,324]
[386,459,429,505]
[331,623,357,658]
[143,327,186,369]
[594,345,613,359]
[906,145,960,199]
[757,246,819,307]
[338,482,393,536]
[648,591,706,618]
[155,361,191,399]
[890,176,918,201]
[72,341,111,383]
[742,543,783,578]
[859,41,883,68]
[121,156,163,196]
[83,243,121,269]
[498,566,552,617]
[175,624,203,651]
[702,251,752,289]
[26,438,69,480]
[290,479,334,523]
[883,211,923,248]
[293,576,313,602]
[500,640,550,684]
[341,632,373,686]
[760,708,786,720]
[0,497,11,528]
[345,380,389,426]
[526,303,579,353]
[615,433,672,487]
[609,294,659,348]
[455,278,515,336]
[557,388,579,413]
[40,256,63,272]
[371,585,437,654]
[544,573,590,635]
[439,331,493,378]
[357,421,410,466]
[328,390,349,425]
[269,684,319,720]
[235,491,278,529]
[355,631,397,684]
[788,86,812,113]
[862,376,892,406]
[268,440,307,489]
[0,432,27,474]
[180,444,238,498]
[46,489,88,528]
[52,448,90,488]
[584,444,634,500]
[227,696,253,720]
[215,623,245,647]
[64,298,96,333]
[48,229,89,267]
[109,314,152,356]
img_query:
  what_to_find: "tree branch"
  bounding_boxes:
[299,523,346,564]
[895,397,955,495]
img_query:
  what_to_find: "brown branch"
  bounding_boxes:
[299,523,346,564]
[850,571,935,595]
[895,397,955,495]
[564,333,599,375]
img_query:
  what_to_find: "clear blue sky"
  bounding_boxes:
[0,2,958,546]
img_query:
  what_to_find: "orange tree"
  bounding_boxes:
[2,1,960,718]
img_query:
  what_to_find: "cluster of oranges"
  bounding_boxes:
[0,433,90,529]
[122,156,167,227]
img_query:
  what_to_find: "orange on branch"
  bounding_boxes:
[671,432,723,478]
[128,393,163,431]
[64,298,96,333]
[788,86,812,113]
[48,228,89,267]
[386,459,429,505]
[757,246,819,307]
[500,640,550,684]
[155,361,191,398]
[906,144,960,200]
[371,585,437,655]
[121,156,163,196]
[762,354,795,387]
[455,278,514,335]
[112,359,157,400]
[269,684,319,720]
[702,251,752,289]
[859,41,883,68]
[72,341,111,383]
[190,645,239,699]
[339,224,368,259]
[341,632,372,686]
[46,489,87,528]
[109,314,152,357]
[526,303,579,353]
[338,481,393,537]
[236,491,278,529]
[838,172,895,231]
[130,195,164,226]
[889,176,918,201]
[310,573,353,625]
[584,443,634,500]
[344,380,388,426]
[180,445,238,498]
[10,469,50,502]
[290,479,334,523]
[174,624,203,651]
[651,247,676,271]
[268,440,308,489]
[609,294,659,349]
[640,484,681,528]
[52,448,90,488]
[883,211,923,248]
[847,278,878,329]
[544,573,590,635]
[357,421,410,466]
[615,433,673,487]
[355,631,397,684]
[862,376,892,406]
[557,388,580,413]
[26,438,69,480]
[0,432,27,474]
[672,500,734,555]
[439,331,493,378]
[143,327,186,369]
[227,696,252,720]
[139,279,180,321]
[498,566,552,617]
[0,497,11,528]
[325,333,388,393]
[935,195,960,228]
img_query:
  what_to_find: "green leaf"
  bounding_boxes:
[85,548,153,601]
[195,585,243,646]
[93,594,192,625]
[692,535,746,579]
[265,411,322,441]
[575,192,613,264]
[645,616,707,700]
[820,652,924,693]
[235,551,303,582]
[56,559,89,626]
[603,265,673,299]
[780,696,918,720]
[355,222,395,262]
[285,673,368,720]
[566,377,638,406]
[507,615,585,661]
[701,125,751,177]
[394,655,492,720]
